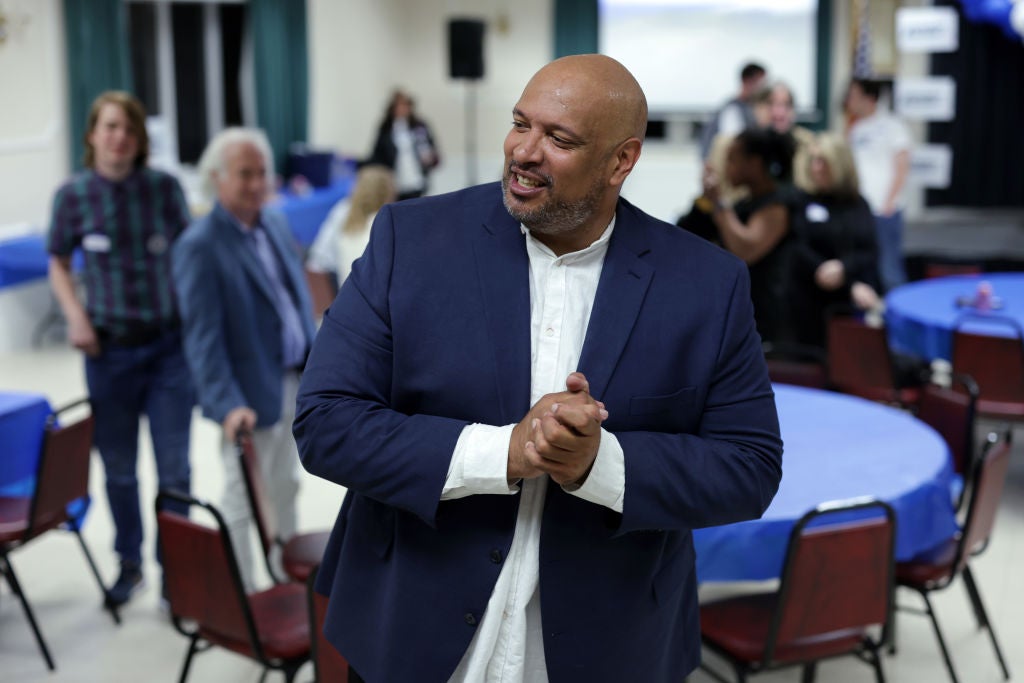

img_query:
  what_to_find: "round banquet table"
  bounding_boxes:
[0,390,52,495]
[692,384,958,583]
[885,273,1024,361]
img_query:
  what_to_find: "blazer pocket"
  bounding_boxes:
[629,386,697,417]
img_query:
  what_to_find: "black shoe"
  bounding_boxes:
[106,561,145,608]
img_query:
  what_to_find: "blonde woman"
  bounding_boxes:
[335,165,396,285]
[791,132,882,347]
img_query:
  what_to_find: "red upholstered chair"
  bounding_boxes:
[0,398,115,671]
[913,374,979,512]
[700,498,896,683]
[762,341,829,390]
[950,314,1024,421]
[895,430,1013,683]
[827,315,922,407]
[236,433,330,584]
[307,564,351,682]
[156,490,310,683]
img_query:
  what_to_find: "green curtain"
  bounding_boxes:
[250,0,309,176]
[554,0,598,58]
[62,0,132,170]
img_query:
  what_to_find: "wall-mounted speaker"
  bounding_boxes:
[448,19,485,80]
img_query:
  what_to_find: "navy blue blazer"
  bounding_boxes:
[294,183,783,682]
[172,203,316,427]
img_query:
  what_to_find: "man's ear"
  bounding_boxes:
[608,138,643,188]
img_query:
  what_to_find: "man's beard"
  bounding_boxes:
[502,167,605,236]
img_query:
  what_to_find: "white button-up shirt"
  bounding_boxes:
[443,220,626,682]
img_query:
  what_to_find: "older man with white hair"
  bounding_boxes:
[172,127,316,589]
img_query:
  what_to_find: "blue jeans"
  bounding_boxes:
[874,211,907,293]
[85,330,194,565]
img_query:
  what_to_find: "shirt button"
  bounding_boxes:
[490,549,503,564]
[464,613,477,626]
[545,327,554,337]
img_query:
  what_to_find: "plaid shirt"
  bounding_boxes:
[48,167,190,337]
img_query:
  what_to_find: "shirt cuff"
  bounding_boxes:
[562,427,624,513]
[441,423,519,500]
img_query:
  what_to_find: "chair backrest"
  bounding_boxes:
[763,342,829,389]
[766,498,896,665]
[237,432,279,558]
[27,399,94,538]
[915,375,978,479]
[826,316,900,402]
[956,431,1013,571]
[951,316,1024,408]
[307,565,350,683]
[156,491,263,659]
[923,261,982,280]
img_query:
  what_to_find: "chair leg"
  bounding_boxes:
[800,661,818,683]
[962,566,1011,680]
[1,554,56,671]
[961,564,987,630]
[919,590,961,683]
[72,526,121,625]
[178,634,200,683]
[867,642,887,683]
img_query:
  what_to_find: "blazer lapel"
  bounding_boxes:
[473,201,532,424]
[577,202,655,400]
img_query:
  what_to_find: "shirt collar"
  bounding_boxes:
[521,216,616,266]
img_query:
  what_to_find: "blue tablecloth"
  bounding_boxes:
[0,234,84,289]
[0,391,53,495]
[273,175,355,248]
[886,273,1024,360]
[693,384,957,582]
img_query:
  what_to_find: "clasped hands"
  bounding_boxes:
[507,372,608,488]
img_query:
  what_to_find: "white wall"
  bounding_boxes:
[0,0,68,231]
[307,0,553,193]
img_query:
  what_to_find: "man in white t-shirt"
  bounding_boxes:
[699,62,767,160]
[846,78,912,292]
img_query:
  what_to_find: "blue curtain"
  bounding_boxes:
[250,0,309,176]
[554,0,598,58]
[62,0,133,169]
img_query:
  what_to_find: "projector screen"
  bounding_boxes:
[599,0,819,116]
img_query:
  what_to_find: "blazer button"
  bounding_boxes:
[490,549,503,564]
[464,613,477,626]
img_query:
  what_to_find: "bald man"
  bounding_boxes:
[295,55,782,682]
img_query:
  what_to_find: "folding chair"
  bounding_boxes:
[827,315,923,407]
[913,374,979,512]
[895,430,1013,683]
[700,497,896,682]
[950,314,1024,421]
[236,432,330,583]
[156,490,310,683]
[762,341,829,389]
[0,398,116,671]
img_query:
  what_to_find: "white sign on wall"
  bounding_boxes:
[894,77,957,121]
[896,6,959,53]
[909,144,953,189]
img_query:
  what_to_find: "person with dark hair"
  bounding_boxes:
[703,127,797,343]
[845,78,911,292]
[367,89,440,200]
[295,54,782,682]
[699,61,767,160]
[47,90,194,609]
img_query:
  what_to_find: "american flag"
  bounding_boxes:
[853,0,873,78]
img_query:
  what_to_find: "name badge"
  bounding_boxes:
[82,233,112,252]
[805,203,830,223]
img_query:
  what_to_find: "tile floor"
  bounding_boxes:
[2,341,1023,683]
